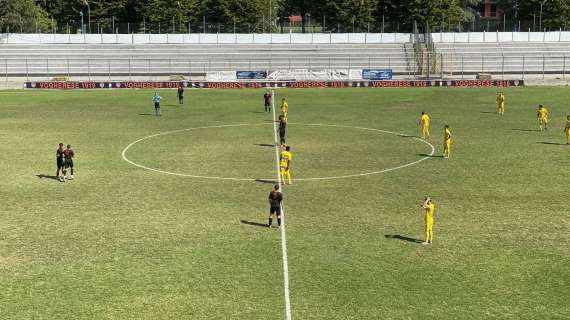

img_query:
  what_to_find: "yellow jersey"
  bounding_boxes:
[537,108,549,119]
[425,203,435,221]
[421,114,430,126]
[497,94,505,104]
[281,101,289,113]
[444,128,452,141]
[280,150,292,168]
[565,120,570,132]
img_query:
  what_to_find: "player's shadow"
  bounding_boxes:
[254,143,275,148]
[138,113,155,116]
[255,179,277,184]
[240,220,269,228]
[398,134,417,138]
[480,111,498,114]
[537,142,567,146]
[384,234,423,244]
[419,153,444,158]
[36,174,59,181]
[511,128,540,132]
[249,111,266,114]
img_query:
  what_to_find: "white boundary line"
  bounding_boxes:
[121,124,435,181]
[272,90,293,320]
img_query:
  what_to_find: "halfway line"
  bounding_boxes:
[271,90,292,320]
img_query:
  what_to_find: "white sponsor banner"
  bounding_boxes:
[267,69,363,81]
[206,71,237,82]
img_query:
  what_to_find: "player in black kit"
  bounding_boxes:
[56,143,65,181]
[278,115,287,146]
[263,91,271,112]
[268,184,283,228]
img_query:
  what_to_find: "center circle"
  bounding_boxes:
[121,123,435,181]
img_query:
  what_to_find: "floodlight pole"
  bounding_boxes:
[80,11,84,34]
[86,1,91,33]
[539,0,547,32]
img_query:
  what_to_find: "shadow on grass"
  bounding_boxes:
[398,134,418,138]
[254,143,276,148]
[255,179,277,184]
[263,119,276,122]
[537,142,568,146]
[480,111,498,114]
[249,111,266,114]
[138,113,155,116]
[36,174,59,181]
[240,220,269,228]
[419,153,443,158]
[384,234,423,244]
[511,128,540,132]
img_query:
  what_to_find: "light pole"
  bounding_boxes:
[80,11,84,34]
[539,0,547,32]
[85,0,91,33]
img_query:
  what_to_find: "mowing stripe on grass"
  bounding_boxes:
[272,89,293,320]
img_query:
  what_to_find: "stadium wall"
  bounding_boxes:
[4,32,570,45]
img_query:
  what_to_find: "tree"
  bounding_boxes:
[132,0,199,33]
[319,0,378,32]
[497,0,570,31]
[201,0,269,32]
[0,0,52,33]
[377,0,465,32]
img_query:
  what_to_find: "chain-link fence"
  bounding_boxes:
[3,16,567,35]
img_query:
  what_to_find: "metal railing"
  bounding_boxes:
[1,54,568,83]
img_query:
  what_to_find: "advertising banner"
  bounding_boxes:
[236,71,268,80]
[24,79,524,90]
[362,69,393,80]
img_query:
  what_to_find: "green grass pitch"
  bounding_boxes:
[0,87,568,319]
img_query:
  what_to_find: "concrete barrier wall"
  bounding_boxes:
[1,33,413,45]
[4,32,570,44]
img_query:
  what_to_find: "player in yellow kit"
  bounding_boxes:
[497,91,505,115]
[280,98,289,120]
[564,115,570,145]
[420,196,435,245]
[537,105,549,131]
[280,146,292,185]
[419,111,430,139]
[443,125,452,159]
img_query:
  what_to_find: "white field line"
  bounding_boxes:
[121,123,435,181]
[272,90,292,320]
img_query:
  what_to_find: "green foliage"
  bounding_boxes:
[0,0,566,33]
[498,0,570,30]
[0,0,52,32]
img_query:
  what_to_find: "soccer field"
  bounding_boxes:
[0,87,568,319]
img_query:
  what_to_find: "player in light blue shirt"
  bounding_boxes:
[153,92,162,116]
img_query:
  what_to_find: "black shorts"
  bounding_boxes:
[270,206,281,215]
[154,102,160,108]
[57,158,64,169]
[265,101,270,107]
[64,159,73,168]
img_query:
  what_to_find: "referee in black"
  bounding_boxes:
[268,184,283,228]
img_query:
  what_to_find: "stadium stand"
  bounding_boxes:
[0,43,410,78]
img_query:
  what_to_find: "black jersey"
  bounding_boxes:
[268,191,283,208]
